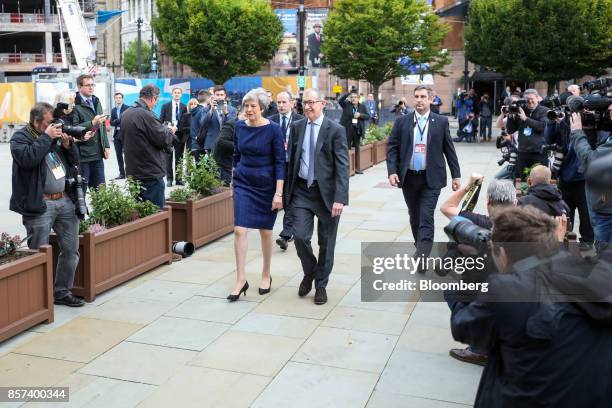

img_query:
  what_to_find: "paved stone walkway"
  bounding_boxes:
[0,134,504,407]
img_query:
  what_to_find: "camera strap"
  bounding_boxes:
[25,124,42,140]
[461,184,482,213]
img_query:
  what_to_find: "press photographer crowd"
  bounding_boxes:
[8,73,612,406]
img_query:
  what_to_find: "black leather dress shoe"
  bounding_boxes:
[114,175,126,180]
[298,276,313,297]
[54,294,85,307]
[166,181,173,187]
[355,170,364,174]
[276,237,288,251]
[314,287,327,305]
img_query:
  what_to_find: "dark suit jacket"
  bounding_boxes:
[307,32,322,61]
[110,104,129,139]
[160,101,187,126]
[338,94,370,139]
[285,116,349,212]
[269,112,304,141]
[387,111,461,189]
[200,105,238,151]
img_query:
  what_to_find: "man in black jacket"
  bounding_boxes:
[110,92,128,180]
[505,89,549,179]
[387,86,461,259]
[446,206,612,408]
[121,85,175,208]
[10,102,84,307]
[518,165,570,217]
[159,87,187,186]
[339,89,370,174]
[269,91,304,250]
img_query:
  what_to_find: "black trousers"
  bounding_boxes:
[292,179,340,289]
[401,172,441,257]
[165,136,187,183]
[280,165,294,239]
[559,179,594,243]
[113,135,125,177]
[346,126,361,170]
[515,152,548,180]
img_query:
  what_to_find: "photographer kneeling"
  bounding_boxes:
[10,103,85,307]
[446,206,612,408]
[440,175,516,365]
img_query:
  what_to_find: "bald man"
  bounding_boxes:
[518,165,569,217]
[567,85,581,97]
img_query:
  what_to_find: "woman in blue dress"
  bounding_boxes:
[228,88,285,301]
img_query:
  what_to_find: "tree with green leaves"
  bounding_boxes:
[322,0,450,105]
[124,40,152,75]
[153,0,283,84]
[465,0,612,94]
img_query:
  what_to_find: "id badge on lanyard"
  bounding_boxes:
[415,119,427,154]
[47,152,66,179]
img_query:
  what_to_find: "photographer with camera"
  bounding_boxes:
[454,112,478,143]
[440,175,516,365]
[340,87,370,174]
[10,102,86,307]
[541,114,594,246]
[446,206,612,408]
[570,108,612,246]
[494,96,520,180]
[121,85,175,208]
[505,89,549,179]
[390,96,410,117]
[71,74,111,193]
[196,85,237,156]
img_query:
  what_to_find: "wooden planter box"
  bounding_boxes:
[167,189,234,249]
[349,149,356,176]
[0,246,54,343]
[372,139,389,164]
[357,143,374,171]
[51,208,172,302]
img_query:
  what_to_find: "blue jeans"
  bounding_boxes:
[81,159,106,192]
[23,197,79,299]
[494,164,515,180]
[591,212,612,245]
[138,178,165,209]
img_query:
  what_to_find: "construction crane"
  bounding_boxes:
[56,0,94,70]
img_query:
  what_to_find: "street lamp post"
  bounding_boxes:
[137,17,142,77]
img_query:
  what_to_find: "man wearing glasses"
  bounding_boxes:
[284,89,349,305]
[72,74,111,192]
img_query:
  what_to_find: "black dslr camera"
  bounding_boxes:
[65,170,88,218]
[52,103,89,139]
[496,132,518,166]
[507,98,528,114]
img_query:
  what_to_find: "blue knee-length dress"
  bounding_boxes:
[233,120,286,230]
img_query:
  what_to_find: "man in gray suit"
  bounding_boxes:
[285,88,350,305]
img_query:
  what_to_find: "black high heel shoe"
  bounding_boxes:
[227,281,249,302]
[259,277,272,295]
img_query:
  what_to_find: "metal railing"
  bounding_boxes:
[0,12,62,25]
[0,53,63,64]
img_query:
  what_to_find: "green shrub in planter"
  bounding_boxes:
[87,178,159,229]
[173,155,224,201]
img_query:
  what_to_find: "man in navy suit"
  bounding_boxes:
[160,87,187,186]
[110,92,129,179]
[269,91,304,250]
[387,85,461,261]
[197,85,237,155]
